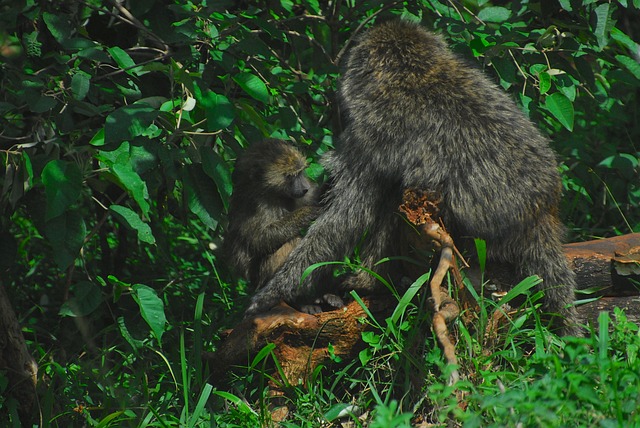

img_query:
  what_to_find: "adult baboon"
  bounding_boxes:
[245,20,579,335]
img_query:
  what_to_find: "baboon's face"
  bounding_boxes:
[263,147,312,199]
[285,172,312,199]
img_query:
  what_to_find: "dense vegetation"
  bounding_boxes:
[1,0,639,426]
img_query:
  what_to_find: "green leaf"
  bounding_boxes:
[598,153,639,169]
[71,70,91,101]
[469,35,494,57]
[359,347,373,366]
[28,95,57,113]
[212,391,259,416]
[616,55,640,80]
[132,284,166,343]
[598,153,639,179]
[98,142,151,216]
[41,160,83,220]
[611,28,639,52]
[233,72,269,103]
[109,205,156,244]
[497,275,541,307]
[196,89,235,132]
[324,404,356,422]
[104,104,158,144]
[474,238,487,274]
[593,3,614,49]
[43,209,86,270]
[107,46,140,75]
[181,165,223,230]
[477,6,512,23]
[59,281,103,317]
[538,71,551,94]
[118,316,144,350]
[23,31,41,57]
[42,12,72,43]
[89,128,105,146]
[558,0,572,11]
[23,151,33,191]
[0,102,15,115]
[200,147,232,211]
[545,92,574,131]
[189,384,214,428]
[112,162,151,216]
[390,273,428,326]
[555,74,577,101]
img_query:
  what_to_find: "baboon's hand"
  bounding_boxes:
[298,293,345,315]
[320,293,344,309]
[243,289,279,318]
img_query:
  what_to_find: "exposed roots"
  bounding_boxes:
[399,189,462,384]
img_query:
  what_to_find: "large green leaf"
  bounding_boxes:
[27,94,57,113]
[593,3,614,49]
[544,92,574,131]
[110,204,156,244]
[538,71,551,95]
[43,209,86,270]
[132,284,166,343]
[111,162,151,217]
[181,165,223,230]
[477,6,512,23]
[104,104,158,145]
[41,159,83,220]
[200,146,232,211]
[233,72,269,103]
[616,55,640,80]
[98,142,151,216]
[42,12,72,43]
[71,70,91,101]
[107,46,141,76]
[59,281,103,317]
[194,84,235,131]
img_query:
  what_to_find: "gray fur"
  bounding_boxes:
[245,20,579,335]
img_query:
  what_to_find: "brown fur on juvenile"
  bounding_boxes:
[245,21,579,335]
[222,139,320,289]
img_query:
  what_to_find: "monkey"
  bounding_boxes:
[222,139,320,288]
[244,20,580,336]
[222,139,344,313]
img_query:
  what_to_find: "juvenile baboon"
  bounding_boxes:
[245,20,579,335]
[222,139,321,289]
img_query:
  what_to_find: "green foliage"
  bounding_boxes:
[0,0,639,426]
[463,309,640,427]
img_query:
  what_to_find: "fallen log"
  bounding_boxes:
[207,232,640,388]
[566,233,640,296]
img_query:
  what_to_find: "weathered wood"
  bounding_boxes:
[209,233,640,388]
[577,296,640,325]
[207,298,395,384]
[565,233,640,296]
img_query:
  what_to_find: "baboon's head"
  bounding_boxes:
[236,139,312,199]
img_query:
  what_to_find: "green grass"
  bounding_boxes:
[3,228,640,427]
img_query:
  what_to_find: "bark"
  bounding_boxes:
[207,233,640,388]
[0,284,38,425]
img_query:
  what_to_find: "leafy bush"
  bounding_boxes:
[1,0,639,426]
